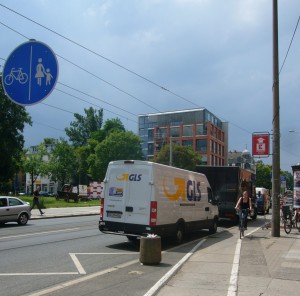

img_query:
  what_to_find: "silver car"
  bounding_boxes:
[0,196,31,225]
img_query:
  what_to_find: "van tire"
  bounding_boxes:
[175,224,184,245]
[209,219,218,234]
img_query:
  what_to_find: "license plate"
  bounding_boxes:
[107,211,122,218]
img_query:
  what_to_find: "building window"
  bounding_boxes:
[156,127,167,140]
[196,139,207,152]
[148,143,154,155]
[139,128,145,137]
[201,154,207,164]
[182,125,193,137]
[196,124,207,135]
[148,129,154,141]
[170,126,180,138]
[182,140,193,147]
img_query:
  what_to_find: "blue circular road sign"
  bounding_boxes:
[2,40,59,106]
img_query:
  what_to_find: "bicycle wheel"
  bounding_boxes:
[19,73,28,84]
[239,219,244,239]
[4,74,14,85]
[284,220,292,234]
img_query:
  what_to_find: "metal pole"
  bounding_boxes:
[271,0,280,237]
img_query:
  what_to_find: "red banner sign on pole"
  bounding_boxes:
[252,133,270,156]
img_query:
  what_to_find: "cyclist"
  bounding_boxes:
[235,191,253,230]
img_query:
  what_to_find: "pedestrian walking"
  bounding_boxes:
[31,187,45,215]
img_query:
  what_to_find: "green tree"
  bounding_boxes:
[89,131,144,180]
[0,79,32,187]
[46,139,77,188]
[65,107,103,147]
[23,143,47,194]
[255,161,293,191]
[155,144,201,171]
[255,161,272,189]
[91,118,125,142]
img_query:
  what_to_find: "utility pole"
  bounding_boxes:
[271,0,281,237]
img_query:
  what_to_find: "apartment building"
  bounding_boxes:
[138,108,228,166]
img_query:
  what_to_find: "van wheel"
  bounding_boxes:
[209,220,218,234]
[175,225,184,245]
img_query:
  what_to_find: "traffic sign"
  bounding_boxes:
[2,40,59,106]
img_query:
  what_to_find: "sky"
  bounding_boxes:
[0,0,300,173]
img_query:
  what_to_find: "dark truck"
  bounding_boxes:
[195,166,257,222]
[56,184,79,202]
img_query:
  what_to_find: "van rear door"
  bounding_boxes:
[124,163,151,228]
[104,163,151,229]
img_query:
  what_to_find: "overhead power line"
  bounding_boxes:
[0,20,160,113]
[0,3,198,107]
[279,16,300,74]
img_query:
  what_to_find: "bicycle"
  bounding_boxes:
[292,208,300,232]
[282,206,294,234]
[238,209,248,239]
[4,68,28,85]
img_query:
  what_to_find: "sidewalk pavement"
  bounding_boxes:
[156,223,300,296]
[29,209,300,296]
[30,206,99,219]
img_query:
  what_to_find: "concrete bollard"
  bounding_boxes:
[139,236,161,265]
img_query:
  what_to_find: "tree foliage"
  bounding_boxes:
[255,161,272,189]
[0,79,31,184]
[155,143,201,171]
[256,161,293,191]
[89,131,144,180]
[65,107,103,147]
[90,117,125,142]
[46,139,77,187]
[23,143,47,194]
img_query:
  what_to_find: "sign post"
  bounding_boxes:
[2,40,59,106]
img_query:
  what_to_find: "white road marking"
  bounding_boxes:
[69,254,86,275]
[0,272,78,276]
[227,226,261,296]
[26,258,139,296]
[0,252,139,276]
[143,239,206,296]
[227,238,241,296]
[0,228,80,240]
[69,252,139,274]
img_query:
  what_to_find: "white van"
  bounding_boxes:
[99,160,219,243]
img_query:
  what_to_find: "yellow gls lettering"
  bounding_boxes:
[116,174,129,181]
[163,177,186,201]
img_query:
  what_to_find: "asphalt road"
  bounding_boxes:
[0,215,213,296]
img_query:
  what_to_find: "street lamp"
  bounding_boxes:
[289,130,300,133]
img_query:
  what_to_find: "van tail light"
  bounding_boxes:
[100,198,104,221]
[150,201,157,226]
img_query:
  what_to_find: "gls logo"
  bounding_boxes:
[116,173,142,181]
[163,177,201,202]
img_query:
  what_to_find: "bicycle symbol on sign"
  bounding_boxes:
[4,68,28,85]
